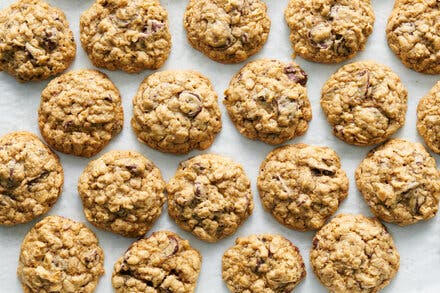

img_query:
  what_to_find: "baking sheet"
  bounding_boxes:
[0,0,439,292]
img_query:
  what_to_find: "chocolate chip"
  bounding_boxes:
[312,237,319,249]
[178,91,202,118]
[311,167,335,176]
[284,66,308,86]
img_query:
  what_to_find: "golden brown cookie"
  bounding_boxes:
[417,81,440,154]
[38,69,124,158]
[0,131,63,226]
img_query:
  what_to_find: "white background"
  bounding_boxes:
[0,0,439,292]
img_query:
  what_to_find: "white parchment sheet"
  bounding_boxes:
[0,0,439,292]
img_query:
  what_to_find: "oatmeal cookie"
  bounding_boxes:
[0,131,63,226]
[224,59,312,145]
[184,0,270,63]
[112,230,202,293]
[17,215,104,293]
[321,61,408,146]
[386,0,440,74]
[131,70,222,154]
[258,144,348,231]
[310,214,400,293]
[417,81,440,154]
[222,234,306,293]
[38,69,124,158]
[167,154,253,242]
[0,0,76,82]
[80,0,171,73]
[78,150,166,237]
[284,0,375,63]
[356,139,440,225]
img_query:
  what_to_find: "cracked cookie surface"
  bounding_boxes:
[78,150,165,238]
[321,61,408,146]
[386,0,440,74]
[356,139,440,225]
[132,70,222,154]
[222,234,306,293]
[80,0,171,73]
[284,0,374,63]
[417,81,440,154]
[0,0,76,82]
[112,230,202,293]
[224,59,312,145]
[17,215,105,293]
[184,0,270,63]
[167,154,253,242]
[0,131,63,226]
[258,144,348,231]
[38,69,124,158]
[310,214,400,293]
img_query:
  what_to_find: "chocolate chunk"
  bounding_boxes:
[178,91,202,117]
[284,66,308,86]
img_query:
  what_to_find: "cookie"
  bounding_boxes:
[222,234,306,293]
[258,144,348,231]
[38,69,124,158]
[167,154,253,242]
[0,0,76,82]
[80,0,171,73]
[184,0,270,64]
[284,0,375,63]
[386,0,440,74]
[78,150,166,237]
[310,214,400,293]
[417,81,440,154]
[112,230,202,293]
[321,61,408,146]
[356,139,440,226]
[224,59,312,145]
[0,131,63,226]
[131,70,222,154]
[17,215,104,293]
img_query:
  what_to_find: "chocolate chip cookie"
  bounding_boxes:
[184,0,270,63]
[17,215,104,293]
[0,0,76,82]
[224,59,312,145]
[38,69,124,158]
[167,154,253,242]
[78,150,166,238]
[417,81,440,154]
[310,214,400,293]
[386,0,440,74]
[258,144,348,231]
[222,234,306,293]
[321,61,408,146]
[132,70,222,154]
[80,0,171,73]
[112,230,202,293]
[0,131,63,226]
[356,139,440,226]
[284,0,375,63]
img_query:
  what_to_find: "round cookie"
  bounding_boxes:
[80,0,171,73]
[222,234,306,293]
[386,0,440,74]
[167,154,253,242]
[284,0,375,63]
[0,0,76,82]
[258,144,348,231]
[184,0,270,64]
[112,230,202,293]
[131,70,222,154]
[356,139,440,226]
[417,81,440,154]
[224,59,312,145]
[78,150,166,237]
[310,214,400,293]
[17,215,105,293]
[0,131,63,226]
[321,61,408,146]
[38,69,124,158]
